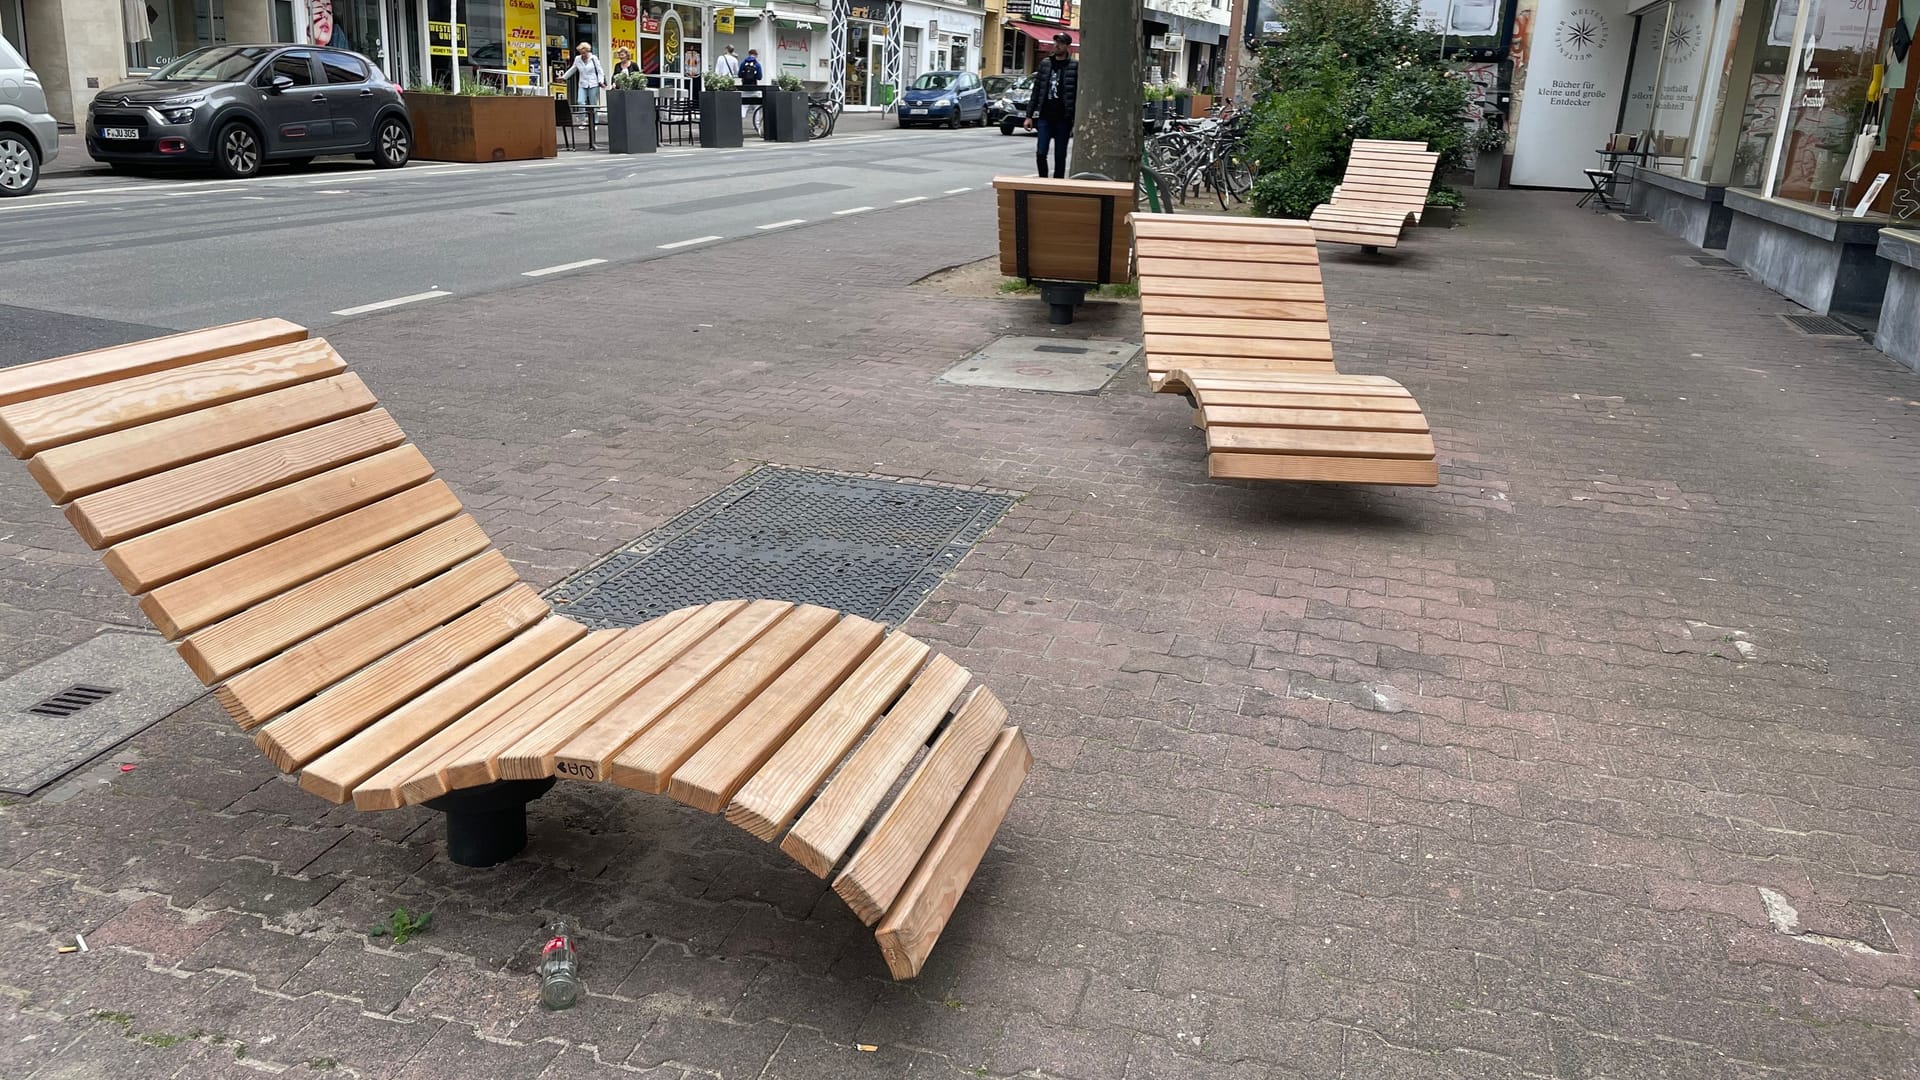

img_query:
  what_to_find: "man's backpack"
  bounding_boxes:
[741,56,762,81]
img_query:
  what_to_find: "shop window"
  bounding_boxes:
[127,0,228,71]
[1618,0,1715,172]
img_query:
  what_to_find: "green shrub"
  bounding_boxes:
[1246,0,1472,219]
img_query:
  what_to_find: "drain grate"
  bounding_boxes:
[26,684,119,717]
[549,466,1019,629]
[1782,314,1857,336]
[1691,255,1735,268]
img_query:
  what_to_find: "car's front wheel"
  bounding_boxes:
[1000,119,1017,136]
[212,121,263,179]
[0,132,40,197]
[371,117,410,168]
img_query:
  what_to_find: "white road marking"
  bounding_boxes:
[523,258,608,277]
[657,235,723,249]
[832,206,874,215]
[756,218,807,230]
[241,195,269,200]
[0,199,87,214]
[894,195,928,203]
[316,189,350,194]
[331,290,452,316]
[944,186,973,193]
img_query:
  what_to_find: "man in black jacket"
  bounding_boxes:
[1024,32,1077,178]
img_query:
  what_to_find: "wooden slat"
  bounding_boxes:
[1141,315,1332,341]
[1135,257,1324,284]
[250,584,549,771]
[993,175,1134,199]
[0,339,346,457]
[434,609,697,791]
[1144,334,1337,365]
[0,319,307,409]
[367,631,622,809]
[1315,228,1401,250]
[1192,390,1425,412]
[216,551,520,728]
[100,445,435,592]
[1209,452,1440,485]
[609,604,842,794]
[1175,373,1405,393]
[833,688,1008,925]
[781,654,971,877]
[140,481,464,638]
[493,601,747,781]
[1151,359,1337,385]
[1202,406,1430,433]
[873,726,1032,979]
[668,614,886,814]
[65,410,408,549]
[300,617,588,803]
[1139,277,1325,302]
[1129,238,1320,264]
[1207,426,1434,459]
[726,632,933,842]
[1138,295,1329,320]
[1134,215,1316,245]
[25,374,380,502]
[553,599,792,782]
[176,515,494,684]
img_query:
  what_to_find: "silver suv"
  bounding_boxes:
[0,36,59,197]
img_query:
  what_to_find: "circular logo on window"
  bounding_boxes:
[1663,16,1701,65]
[1554,7,1611,61]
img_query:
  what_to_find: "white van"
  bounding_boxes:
[0,36,59,196]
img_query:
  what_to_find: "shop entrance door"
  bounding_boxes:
[869,37,884,105]
[845,21,870,105]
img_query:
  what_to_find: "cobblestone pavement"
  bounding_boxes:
[2,190,1918,1079]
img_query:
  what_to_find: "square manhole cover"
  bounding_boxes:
[549,466,1020,629]
[940,336,1140,394]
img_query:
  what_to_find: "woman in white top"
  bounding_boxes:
[562,42,604,107]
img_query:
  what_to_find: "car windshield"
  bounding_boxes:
[913,72,959,90]
[983,75,1015,96]
[151,45,275,82]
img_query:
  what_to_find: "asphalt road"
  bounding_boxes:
[0,123,1044,362]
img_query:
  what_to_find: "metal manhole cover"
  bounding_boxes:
[1691,255,1735,268]
[1782,314,1858,336]
[548,466,1020,629]
[940,336,1140,394]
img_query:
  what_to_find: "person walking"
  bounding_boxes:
[561,41,605,148]
[1024,32,1078,179]
[610,46,640,79]
[739,48,765,121]
[715,45,742,80]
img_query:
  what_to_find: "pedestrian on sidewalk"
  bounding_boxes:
[561,42,605,149]
[715,45,742,80]
[1025,32,1078,179]
[740,49,765,121]
[610,47,640,80]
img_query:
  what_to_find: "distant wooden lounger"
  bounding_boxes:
[1133,213,1439,486]
[1,321,1033,980]
[1313,140,1441,250]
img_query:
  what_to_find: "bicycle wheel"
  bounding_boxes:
[749,106,764,135]
[808,104,831,139]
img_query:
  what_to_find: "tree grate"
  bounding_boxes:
[26,684,119,718]
[1782,314,1858,336]
[548,466,1020,630]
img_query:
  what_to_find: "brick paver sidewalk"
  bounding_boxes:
[0,191,1915,1079]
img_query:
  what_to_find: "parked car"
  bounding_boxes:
[996,75,1035,136]
[86,43,411,178]
[0,36,60,197]
[898,70,988,129]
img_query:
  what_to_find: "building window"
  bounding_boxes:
[126,0,228,72]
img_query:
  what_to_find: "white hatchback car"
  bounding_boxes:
[0,36,60,197]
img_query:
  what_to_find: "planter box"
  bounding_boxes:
[1473,152,1503,189]
[607,88,657,154]
[1189,93,1213,117]
[699,91,744,148]
[1172,94,1191,118]
[409,93,557,163]
[1421,205,1457,228]
[761,89,809,143]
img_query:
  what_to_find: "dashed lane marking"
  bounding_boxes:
[331,290,453,316]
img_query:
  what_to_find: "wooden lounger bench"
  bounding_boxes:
[0,321,1033,980]
[1312,140,1440,251]
[993,175,1134,324]
[1133,213,1439,486]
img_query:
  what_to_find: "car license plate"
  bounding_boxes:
[902,107,920,115]
[101,127,139,140]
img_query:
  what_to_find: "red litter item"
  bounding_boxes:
[118,764,136,772]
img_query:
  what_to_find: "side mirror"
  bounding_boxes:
[269,74,295,94]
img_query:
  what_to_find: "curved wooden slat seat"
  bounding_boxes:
[2,322,1031,980]
[1311,141,1440,248]
[1309,204,1416,252]
[1133,213,1440,487]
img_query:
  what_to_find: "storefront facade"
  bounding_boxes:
[1143,0,1230,90]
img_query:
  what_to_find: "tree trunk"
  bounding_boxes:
[1073,0,1145,184]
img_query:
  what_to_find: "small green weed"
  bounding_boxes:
[998,277,1036,294]
[369,907,433,945]
[139,1033,185,1048]
[1096,281,1140,299]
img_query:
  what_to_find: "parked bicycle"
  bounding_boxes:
[1144,107,1255,211]
[749,92,844,139]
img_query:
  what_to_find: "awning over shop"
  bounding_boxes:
[772,10,828,26]
[1011,21,1080,46]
